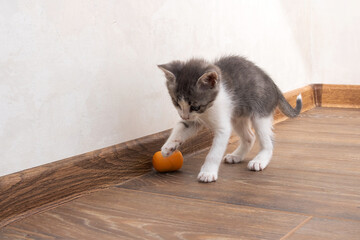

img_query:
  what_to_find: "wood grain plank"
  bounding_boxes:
[287,217,360,240]
[280,216,313,240]
[298,107,360,118]
[120,165,360,221]
[0,188,309,240]
[262,142,360,176]
[274,119,360,146]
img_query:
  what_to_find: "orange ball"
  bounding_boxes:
[152,150,183,172]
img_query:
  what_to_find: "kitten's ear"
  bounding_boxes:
[157,64,176,83]
[197,71,219,90]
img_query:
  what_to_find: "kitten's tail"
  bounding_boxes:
[277,90,302,118]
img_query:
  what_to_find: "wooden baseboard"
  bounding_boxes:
[313,84,360,108]
[0,84,358,227]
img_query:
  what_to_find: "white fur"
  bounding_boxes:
[297,93,302,101]
[247,115,274,171]
[196,84,233,182]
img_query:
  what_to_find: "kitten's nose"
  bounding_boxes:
[181,114,190,120]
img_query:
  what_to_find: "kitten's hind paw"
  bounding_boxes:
[197,171,218,183]
[224,154,244,164]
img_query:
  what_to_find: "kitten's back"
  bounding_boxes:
[214,56,279,117]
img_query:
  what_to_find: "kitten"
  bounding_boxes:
[158,56,302,182]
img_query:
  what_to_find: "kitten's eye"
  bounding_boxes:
[190,106,200,112]
[172,98,180,108]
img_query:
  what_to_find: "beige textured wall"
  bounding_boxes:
[0,0,356,176]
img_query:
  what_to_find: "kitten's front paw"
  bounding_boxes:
[161,140,181,157]
[224,154,244,164]
[197,164,218,182]
[197,171,218,183]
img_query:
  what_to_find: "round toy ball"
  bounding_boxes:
[152,150,183,172]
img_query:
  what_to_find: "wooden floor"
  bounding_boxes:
[1,107,360,239]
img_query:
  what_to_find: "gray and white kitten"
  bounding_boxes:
[158,56,301,182]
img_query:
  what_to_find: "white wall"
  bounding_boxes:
[0,0,357,177]
[310,0,360,84]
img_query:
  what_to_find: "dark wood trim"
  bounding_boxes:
[0,84,358,227]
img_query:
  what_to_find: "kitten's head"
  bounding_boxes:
[158,59,220,121]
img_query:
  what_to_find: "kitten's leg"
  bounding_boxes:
[198,124,231,182]
[248,115,274,171]
[161,121,199,157]
[224,117,255,164]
